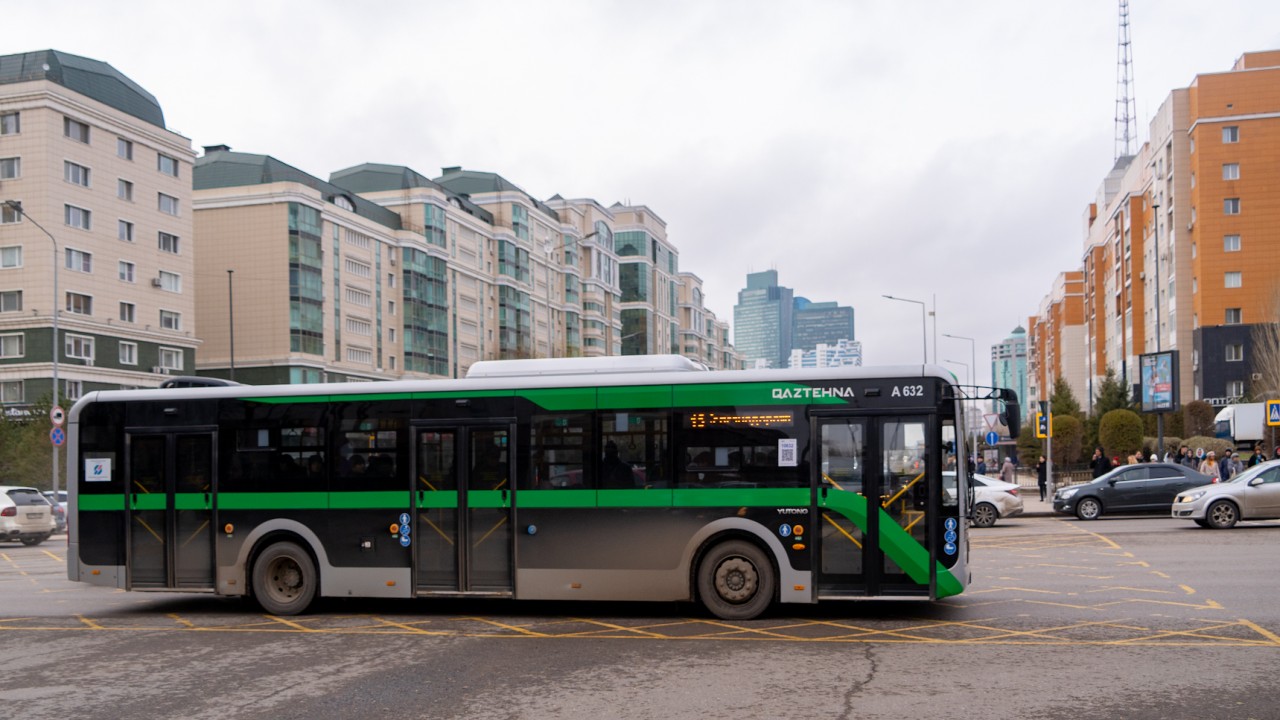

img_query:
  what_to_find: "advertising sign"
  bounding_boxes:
[1139,351,1179,413]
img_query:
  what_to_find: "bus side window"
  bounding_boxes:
[528,413,592,490]
[599,411,669,489]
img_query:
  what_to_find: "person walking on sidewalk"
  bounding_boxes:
[1091,448,1110,478]
[1036,455,1048,501]
[1000,456,1015,484]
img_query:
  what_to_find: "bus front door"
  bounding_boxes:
[412,424,513,595]
[125,430,215,590]
[817,417,933,597]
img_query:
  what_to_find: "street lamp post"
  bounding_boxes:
[1151,199,1165,458]
[943,332,980,471]
[3,201,59,497]
[882,294,927,364]
[227,269,235,381]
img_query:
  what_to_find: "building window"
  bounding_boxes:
[1222,126,1239,143]
[160,310,181,330]
[119,302,135,323]
[64,117,90,143]
[1,203,18,224]
[0,246,20,268]
[345,347,373,364]
[66,292,93,316]
[118,261,135,282]
[345,317,372,336]
[0,333,23,358]
[119,220,134,242]
[158,232,180,254]
[117,179,133,201]
[0,290,20,313]
[64,204,91,230]
[65,248,92,273]
[158,193,179,216]
[157,153,179,177]
[159,347,184,371]
[1224,234,1241,252]
[1223,163,1240,181]
[0,380,22,403]
[64,380,83,401]
[0,112,18,135]
[1225,308,1242,324]
[1226,344,1243,362]
[389,328,396,343]
[344,258,372,278]
[0,157,18,179]
[1224,198,1240,215]
[119,341,137,365]
[117,137,133,160]
[1227,380,1245,399]
[345,287,372,307]
[1225,272,1242,289]
[158,270,181,293]
[64,161,90,187]
[65,334,94,361]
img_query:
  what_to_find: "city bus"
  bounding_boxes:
[66,356,1018,620]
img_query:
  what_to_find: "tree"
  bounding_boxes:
[1094,367,1135,414]
[1184,400,1216,438]
[1098,409,1144,459]
[0,398,57,491]
[1050,414,1084,467]
[1015,423,1042,468]
[1049,376,1083,419]
[1250,285,1280,402]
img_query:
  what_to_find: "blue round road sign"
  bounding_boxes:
[50,427,65,447]
[985,431,999,446]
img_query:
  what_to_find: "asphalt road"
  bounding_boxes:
[2,515,1278,720]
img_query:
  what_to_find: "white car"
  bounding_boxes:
[943,472,1025,527]
[1172,459,1280,529]
[0,485,58,546]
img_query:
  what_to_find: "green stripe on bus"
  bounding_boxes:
[131,494,166,511]
[517,490,596,508]
[218,492,329,510]
[672,488,810,507]
[518,388,596,411]
[672,382,849,407]
[419,491,460,509]
[328,491,410,509]
[598,385,672,409]
[597,489,674,507]
[79,495,125,511]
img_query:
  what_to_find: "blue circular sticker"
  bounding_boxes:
[400,524,411,536]
[399,534,411,547]
[399,513,411,526]
[943,541,957,555]
[944,517,958,531]
[945,529,957,543]
[778,524,792,538]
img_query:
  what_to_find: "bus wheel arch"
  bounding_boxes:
[250,535,319,615]
[694,535,778,621]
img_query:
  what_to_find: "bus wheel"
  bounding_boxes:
[697,540,775,621]
[252,541,317,615]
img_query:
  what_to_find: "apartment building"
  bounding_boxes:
[0,50,196,408]
[1031,50,1280,413]
[1026,271,1086,413]
[611,204,678,356]
[676,272,740,370]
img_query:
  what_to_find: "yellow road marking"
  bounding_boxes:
[76,615,103,630]
[266,615,316,632]
[42,550,63,562]
[1238,618,1280,645]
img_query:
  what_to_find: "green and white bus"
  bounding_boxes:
[66,356,1018,620]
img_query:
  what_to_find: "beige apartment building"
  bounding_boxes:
[1030,50,1280,414]
[1,50,197,407]
[676,272,739,370]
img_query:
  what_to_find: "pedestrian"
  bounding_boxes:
[977,457,988,475]
[1000,456,1015,484]
[1178,445,1196,469]
[1247,443,1266,468]
[1091,448,1110,478]
[1199,451,1219,480]
[1224,450,1243,480]
[1036,455,1048,501]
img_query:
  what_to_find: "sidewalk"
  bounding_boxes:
[1012,476,1057,517]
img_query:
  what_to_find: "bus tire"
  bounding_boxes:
[697,539,775,621]
[252,541,317,615]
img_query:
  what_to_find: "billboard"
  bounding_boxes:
[1139,351,1179,413]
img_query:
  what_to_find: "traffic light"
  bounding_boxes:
[1035,412,1051,439]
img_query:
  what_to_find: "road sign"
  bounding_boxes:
[51,426,65,447]
[1268,399,1280,427]
[984,431,999,446]
[1035,412,1051,439]
[983,413,999,431]
[50,405,65,426]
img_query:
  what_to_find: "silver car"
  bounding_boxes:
[1172,459,1280,529]
[0,486,58,546]
[943,472,1025,527]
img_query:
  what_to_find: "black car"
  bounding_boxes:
[1052,462,1215,520]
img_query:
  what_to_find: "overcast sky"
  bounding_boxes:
[13,0,1280,383]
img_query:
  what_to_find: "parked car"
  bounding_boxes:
[942,472,1024,527]
[43,490,68,533]
[1172,459,1280,529]
[0,486,57,546]
[1052,462,1214,520]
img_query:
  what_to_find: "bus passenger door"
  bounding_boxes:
[125,430,215,590]
[413,424,514,595]
[817,416,932,597]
